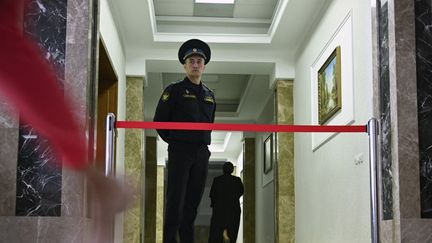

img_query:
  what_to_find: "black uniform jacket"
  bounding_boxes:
[153,77,216,145]
[210,174,244,213]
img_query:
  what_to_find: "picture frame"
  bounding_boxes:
[318,46,342,125]
[263,133,273,174]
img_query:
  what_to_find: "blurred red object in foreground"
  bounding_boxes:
[0,0,86,169]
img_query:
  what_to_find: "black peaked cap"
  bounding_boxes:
[178,39,211,65]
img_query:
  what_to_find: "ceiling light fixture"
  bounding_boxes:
[195,0,235,4]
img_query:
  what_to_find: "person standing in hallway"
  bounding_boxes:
[208,162,244,243]
[154,39,216,243]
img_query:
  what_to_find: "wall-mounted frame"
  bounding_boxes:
[318,46,342,125]
[310,12,354,150]
[263,133,273,174]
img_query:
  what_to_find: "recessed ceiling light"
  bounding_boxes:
[195,0,235,4]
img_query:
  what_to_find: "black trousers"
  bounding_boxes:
[164,144,210,243]
[208,208,241,243]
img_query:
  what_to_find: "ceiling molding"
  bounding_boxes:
[267,0,289,40]
[146,0,289,44]
[236,74,254,114]
[155,16,272,24]
[147,0,158,38]
[153,33,272,44]
[255,89,275,122]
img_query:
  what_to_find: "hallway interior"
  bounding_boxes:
[1,0,432,242]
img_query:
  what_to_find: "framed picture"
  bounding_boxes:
[263,133,273,174]
[318,46,342,125]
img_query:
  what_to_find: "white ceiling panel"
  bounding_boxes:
[156,18,269,34]
[233,4,276,19]
[194,3,234,17]
[154,2,194,16]
[152,0,279,35]
[235,0,277,3]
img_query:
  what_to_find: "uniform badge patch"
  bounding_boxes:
[162,92,170,102]
[204,96,214,103]
[183,94,197,99]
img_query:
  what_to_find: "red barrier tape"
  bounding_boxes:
[115,121,367,133]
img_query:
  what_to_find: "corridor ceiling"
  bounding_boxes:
[153,0,277,35]
[105,0,330,162]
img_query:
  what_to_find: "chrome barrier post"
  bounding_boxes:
[367,118,379,243]
[105,113,116,176]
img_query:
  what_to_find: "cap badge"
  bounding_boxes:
[193,48,197,52]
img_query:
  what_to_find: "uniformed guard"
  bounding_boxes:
[154,39,216,243]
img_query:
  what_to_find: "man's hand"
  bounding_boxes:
[223,229,230,243]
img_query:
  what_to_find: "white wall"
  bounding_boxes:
[235,147,244,243]
[100,0,127,242]
[294,0,373,242]
[255,93,275,243]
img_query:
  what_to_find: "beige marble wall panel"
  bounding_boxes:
[275,80,294,243]
[380,220,398,243]
[124,77,145,243]
[401,219,432,242]
[0,100,18,129]
[0,83,18,217]
[156,166,165,243]
[388,0,420,219]
[65,0,91,125]
[62,0,92,218]
[243,138,256,243]
[0,129,18,216]
[126,77,145,121]
[371,0,380,120]
[145,136,157,242]
[0,216,91,242]
[61,169,86,217]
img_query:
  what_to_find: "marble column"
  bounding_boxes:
[63,0,97,220]
[374,1,399,241]
[243,137,256,243]
[411,0,432,240]
[156,166,165,243]
[0,105,18,216]
[145,136,157,242]
[15,0,68,217]
[124,76,145,242]
[0,0,97,241]
[415,0,432,219]
[375,0,432,242]
[274,80,294,243]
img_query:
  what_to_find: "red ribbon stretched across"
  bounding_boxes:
[115,121,367,133]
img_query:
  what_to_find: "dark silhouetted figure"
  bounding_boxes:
[208,162,244,243]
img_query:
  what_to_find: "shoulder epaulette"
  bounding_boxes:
[164,80,183,90]
[171,80,183,85]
